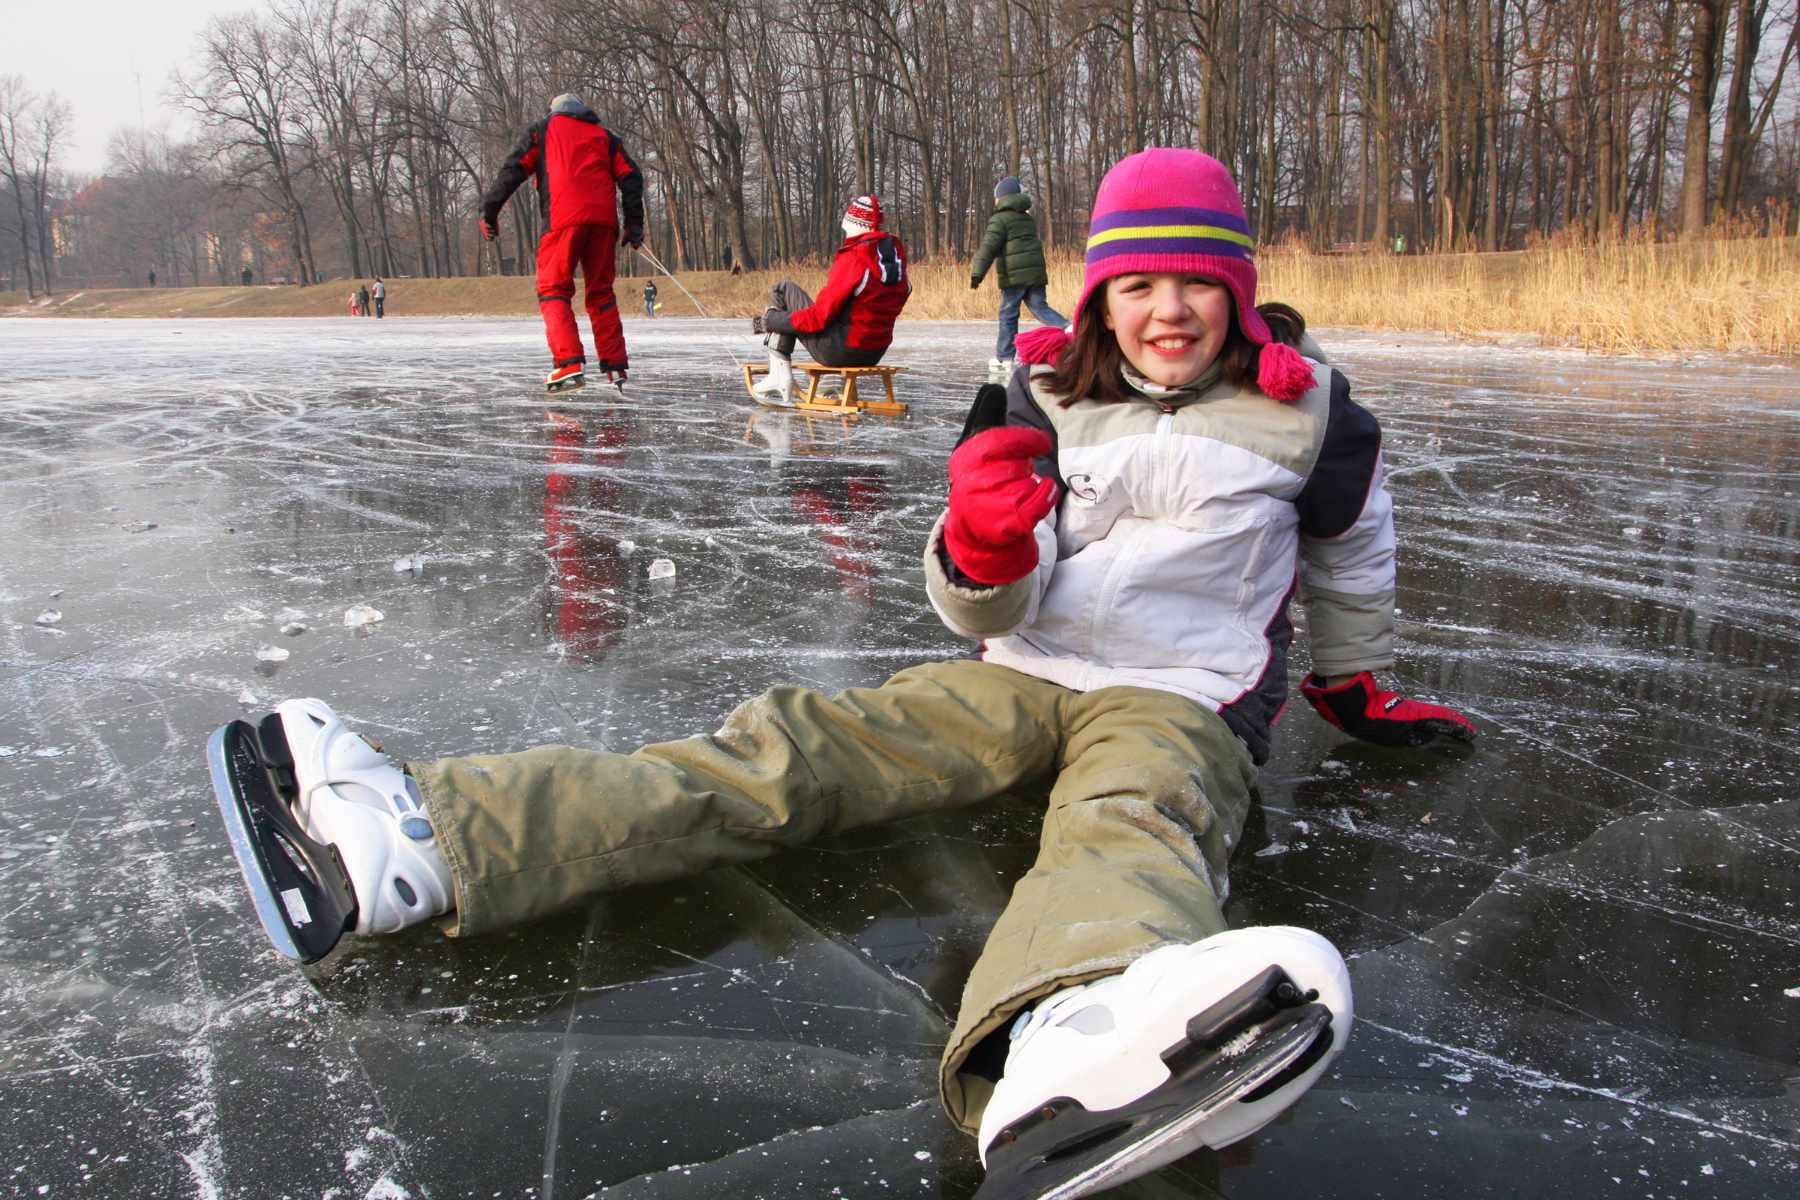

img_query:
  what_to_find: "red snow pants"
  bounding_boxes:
[535,222,627,370]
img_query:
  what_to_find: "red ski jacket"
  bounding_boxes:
[482,108,644,234]
[787,232,912,350]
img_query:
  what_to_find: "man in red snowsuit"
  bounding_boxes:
[481,94,645,392]
[750,195,911,402]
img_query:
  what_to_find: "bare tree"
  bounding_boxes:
[175,14,319,282]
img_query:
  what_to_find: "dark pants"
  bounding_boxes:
[767,281,885,367]
[374,296,385,318]
[996,284,1067,359]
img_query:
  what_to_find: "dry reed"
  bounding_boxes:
[17,233,1797,356]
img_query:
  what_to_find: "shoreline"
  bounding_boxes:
[5,237,1796,358]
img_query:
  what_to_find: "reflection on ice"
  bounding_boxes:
[0,317,1796,1197]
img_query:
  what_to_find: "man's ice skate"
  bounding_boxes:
[545,362,585,393]
[749,350,795,404]
[973,927,1352,1200]
[206,698,453,963]
[599,362,628,392]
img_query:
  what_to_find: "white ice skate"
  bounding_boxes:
[206,698,453,962]
[974,926,1353,1199]
[988,356,1015,376]
[749,350,795,404]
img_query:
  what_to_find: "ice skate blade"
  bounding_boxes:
[973,1004,1333,1200]
[545,375,585,394]
[206,720,357,963]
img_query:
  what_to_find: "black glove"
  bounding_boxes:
[620,223,644,249]
[1300,671,1475,748]
[970,278,981,290]
[753,308,793,336]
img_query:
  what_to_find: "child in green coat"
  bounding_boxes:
[971,176,1068,373]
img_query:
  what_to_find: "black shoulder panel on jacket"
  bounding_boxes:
[1294,369,1382,540]
[614,138,645,228]
[481,120,545,217]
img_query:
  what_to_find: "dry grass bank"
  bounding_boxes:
[9,234,1797,356]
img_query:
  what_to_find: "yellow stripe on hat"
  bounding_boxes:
[1086,224,1256,251]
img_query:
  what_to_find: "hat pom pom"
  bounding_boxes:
[1256,341,1315,403]
[1015,326,1071,366]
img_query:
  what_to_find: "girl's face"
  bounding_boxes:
[1102,273,1233,388]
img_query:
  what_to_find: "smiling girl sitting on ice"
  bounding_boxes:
[209,148,1473,1199]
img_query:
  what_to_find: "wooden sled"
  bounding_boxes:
[742,362,908,417]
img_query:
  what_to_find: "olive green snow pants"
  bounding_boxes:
[410,658,1254,1134]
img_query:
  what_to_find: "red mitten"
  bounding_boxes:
[943,427,1058,585]
[1300,671,1475,747]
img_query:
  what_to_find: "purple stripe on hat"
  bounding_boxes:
[1088,205,1251,236]
[1086,236,1252,264]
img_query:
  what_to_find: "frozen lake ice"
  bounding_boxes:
[1,315,1797,1198]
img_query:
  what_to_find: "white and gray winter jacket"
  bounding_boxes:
[924,358,1396,763]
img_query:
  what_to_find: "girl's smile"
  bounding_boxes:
[1103,274,1233,388]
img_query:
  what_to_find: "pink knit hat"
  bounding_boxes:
[1017,148,1314,402]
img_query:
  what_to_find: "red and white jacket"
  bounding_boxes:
[925,355,1396,765]
[786,232,912,350]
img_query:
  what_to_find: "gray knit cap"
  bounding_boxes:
[995,176,1023,197]
[549,94,588,116]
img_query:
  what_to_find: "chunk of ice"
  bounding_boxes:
[648,558,676,581]
[343,605,385,627]
[255,645,290,663]
[35,610,62,626]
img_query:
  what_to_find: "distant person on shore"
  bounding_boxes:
[480,93,645,392]
[241,267,253,286]
[357,283,371,317]
[749,195,911,404]
[643,279,657,318]
[971,175,1065,375]
[372,277,386,318]
[348,290,359,316]
[147,269,156,288]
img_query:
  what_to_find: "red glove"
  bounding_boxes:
[1300,671,1475,747]
[943,427,1058,585]
[479,217,497,241]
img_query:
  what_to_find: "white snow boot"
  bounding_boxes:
[276,698,454,937]
[973,926,1352,1199]
[750,350,794,403]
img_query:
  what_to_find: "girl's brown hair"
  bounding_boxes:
[1040,289,1308,406]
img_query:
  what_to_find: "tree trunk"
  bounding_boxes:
[1716,0,1764,215]
[1679,0,1725,235]
[1371,0,1393,249]
[999,0,1022,174]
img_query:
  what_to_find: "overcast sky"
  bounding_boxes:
[3,0,249,175]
